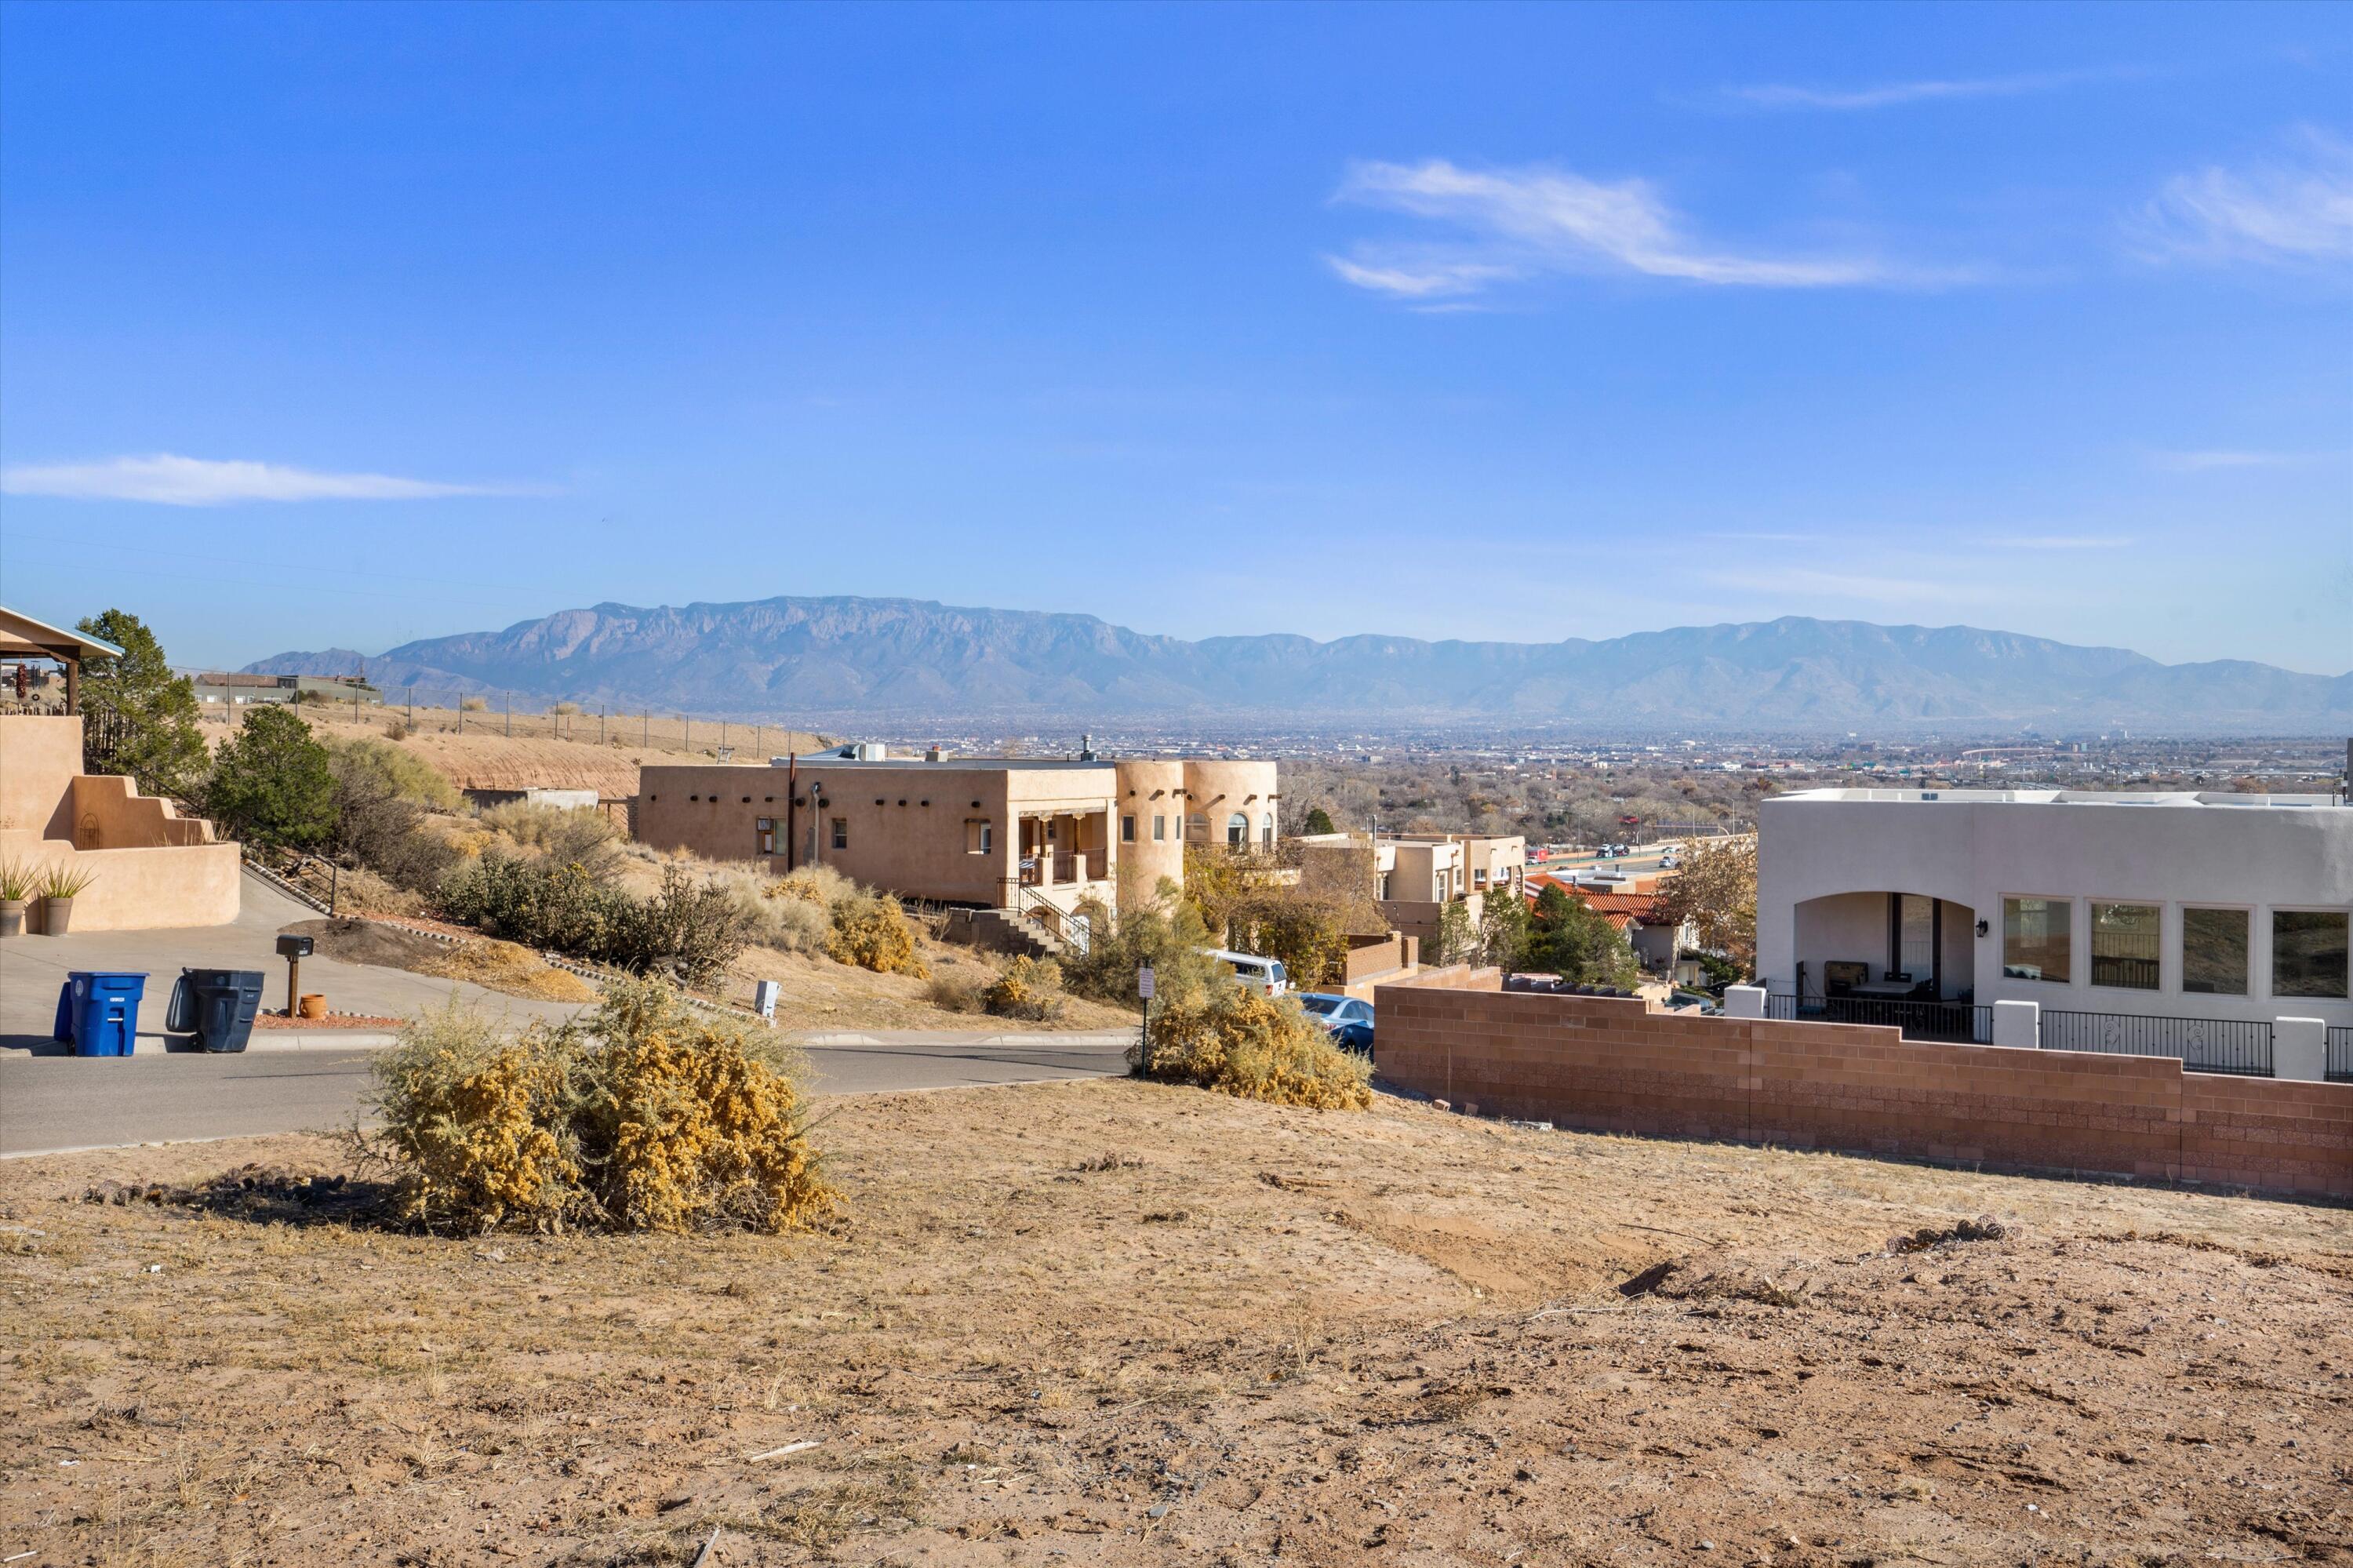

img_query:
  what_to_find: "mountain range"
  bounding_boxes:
[245,595,2353,733]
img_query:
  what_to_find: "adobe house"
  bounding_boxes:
[0,607,240,930]
[636,748,1279,922]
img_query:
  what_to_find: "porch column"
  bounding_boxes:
[1035,816,1055,890]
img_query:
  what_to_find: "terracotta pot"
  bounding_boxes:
[40,895,73,936]
[0,899,23,939]
[297,993,328,1020]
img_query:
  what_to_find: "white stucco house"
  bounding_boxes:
[1755,788,2352,1068]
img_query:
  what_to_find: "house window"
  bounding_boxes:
[2180,907,2249,995]
[2089,902,2160,990]
[1122,814,1136,843]
[966,818,994,855]
[1261,813,1274,850]
[2272,909,2350,999]
[1152,814,1166,842]
[2002,897,2071,983]
[755,818,775,856]
[1377,873,1391,900]
[831,817,848,851]
[1473,867,1488,887]
[1187,813,1207,842]
[1226,813,1249,846]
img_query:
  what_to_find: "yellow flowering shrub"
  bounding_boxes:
[369,980,834,1235]
[1134,988,1372,1111]
[980,956,1064,1020]
[825,891,928,977]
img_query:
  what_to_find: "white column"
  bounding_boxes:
[1723,985,1766,1020]
[1992,999,2038,1050]
[2275,1017,2326,1082]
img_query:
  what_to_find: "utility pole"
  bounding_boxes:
[600,703,606,744]
[505,691,512,737]
[407,686,414,728]
[643,710,649,745]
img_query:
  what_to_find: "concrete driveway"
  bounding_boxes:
[1,870,591,1057]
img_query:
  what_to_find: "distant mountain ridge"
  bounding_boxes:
[245,595,2353,733]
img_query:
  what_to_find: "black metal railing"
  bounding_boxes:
[1763,993,1992,1044]
[2329,1024,2353,1084]
[2038,1010,2272,1077]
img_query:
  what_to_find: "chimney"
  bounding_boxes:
[1078,733,1096,762]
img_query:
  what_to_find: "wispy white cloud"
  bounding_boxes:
[1723,65,2134,113]
[2148,448,2329,472]
[0,453,546,506]
[2136,129,2353,267]
[1322,256,1522,299]
[1327,158,1967,302]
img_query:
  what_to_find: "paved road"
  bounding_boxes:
[0,1030,1139,1157]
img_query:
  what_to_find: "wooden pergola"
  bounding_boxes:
[0,605,124,714]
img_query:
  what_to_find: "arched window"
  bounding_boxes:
[1261,813,1275,849]
[1226,813,1249,846]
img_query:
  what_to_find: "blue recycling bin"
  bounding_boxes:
[51,971,148,1057]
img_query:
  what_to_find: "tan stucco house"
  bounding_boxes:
[0,607,240,930]
[635,750,1278,922]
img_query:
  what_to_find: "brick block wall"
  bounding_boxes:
[1373,968,2352,1200]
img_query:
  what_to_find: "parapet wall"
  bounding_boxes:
[1373,968,2352,1201]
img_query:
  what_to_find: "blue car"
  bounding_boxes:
[1298,992,1374,1054]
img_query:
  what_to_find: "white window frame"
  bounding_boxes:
[2269,904,2352,1001]
[2178,902,2253,999]
[1998,893,2075,986]
[2086,897,2163,995]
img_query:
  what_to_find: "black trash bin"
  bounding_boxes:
[167,968,267,1053]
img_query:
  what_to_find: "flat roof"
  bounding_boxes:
[1776,788,2346,809]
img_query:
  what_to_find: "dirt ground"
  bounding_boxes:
[209,705,831,801]
[283,918,600,1005]
[717,941,1140,1034]
[4,1080,2347,1568]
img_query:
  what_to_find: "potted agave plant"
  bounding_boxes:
[0,859,31,939]
[36,863,96,936]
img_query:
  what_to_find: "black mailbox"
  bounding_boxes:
[275,934,315,959]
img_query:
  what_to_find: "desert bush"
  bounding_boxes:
[383,719,413,741]
[325,736,464,892]
[479,800,620,877]
[369,979,833,1235]
[825,890,927,977]
[551,701,581,716]
[704,864,835,955]
[330,736,460,810]
[1061,891,1220,1011]
[980,955,1064,1020]
[460,696,489,711]
[604,864,747,987]
[1135,987,1371,1111]
[440,852,616,955]
[925,967,984,1013]
[769,864,855,908]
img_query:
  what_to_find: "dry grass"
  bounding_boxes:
[5,1080,2344,1566]
[420,937,601,1001]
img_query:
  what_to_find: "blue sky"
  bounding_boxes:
[3,2,2348,675]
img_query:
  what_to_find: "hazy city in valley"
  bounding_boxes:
[1,5,2346,1567]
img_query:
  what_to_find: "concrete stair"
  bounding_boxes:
[950,907,1071,962]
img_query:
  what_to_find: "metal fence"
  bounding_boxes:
[2038,1010,2273,1077]
[2329,1024,2353,1085]
[1764,993,1993,1044]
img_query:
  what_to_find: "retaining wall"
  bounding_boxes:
[1373,968,2352,1200]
